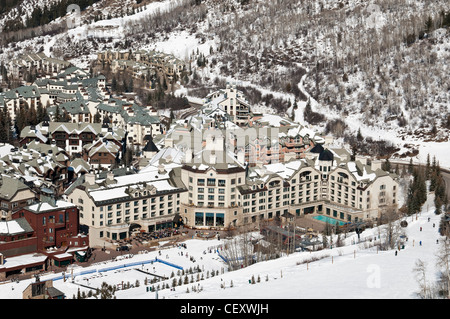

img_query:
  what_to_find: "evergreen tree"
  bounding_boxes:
[408,158,414,174]
[54,105,61,122]
[425,16,433,33]
[0,106,13,143]
[111,77,117,92]
[406,180,419,215]
[0,111,5,143]
[407,168,427,215]
[28,104,37,126]
[128,78,134,92]
[426,153,431,180]
[93,111,102,123]
[382,158,391,172]
[36,102,46,123]
[16,105,28,132]
[357,128,363,141]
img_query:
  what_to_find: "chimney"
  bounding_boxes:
[237,150,245,165]
[85,172,96,185]
[184,148,193,163]
[371,160,382,171]
[158,164,166,175]
[355,155,367,166]
[165,138,173,148]
[210,153,217,165]
[106,171,114,182]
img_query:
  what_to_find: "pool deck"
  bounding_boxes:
[295,214,351,233]
[295,215,328,233]
[312,215,346,226]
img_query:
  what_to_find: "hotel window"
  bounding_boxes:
[205,213,214,226]
[216,214,224,226]
[195,212,204,226]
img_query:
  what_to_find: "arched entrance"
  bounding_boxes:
[173,213,183,228]
[129,223,142,237]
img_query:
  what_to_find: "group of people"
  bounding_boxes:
[135,228,181,241]
[395,216,440,256]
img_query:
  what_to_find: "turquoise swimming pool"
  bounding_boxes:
[312,215,346,226]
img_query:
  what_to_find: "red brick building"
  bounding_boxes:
[0,197,88,280]
[14,199,81,251]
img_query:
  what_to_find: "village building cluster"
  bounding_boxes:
[0,53,439,284]
[66,84,400,248]
[97,49,186,84]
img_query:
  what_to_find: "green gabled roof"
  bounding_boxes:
[1,85,41,99]
[96,102,121,113]
[48,122,102,134]
[49,100,90,115]
[57,92,77,100]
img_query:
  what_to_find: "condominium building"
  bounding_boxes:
[178,146,399,230]
[180,151,247,229]
[65,165,186,248]
[203,84,251,126]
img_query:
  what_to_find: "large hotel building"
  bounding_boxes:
[66,85,399,248]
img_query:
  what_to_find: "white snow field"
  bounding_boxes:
[0,193,445,300]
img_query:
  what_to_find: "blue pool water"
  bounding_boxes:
[312,215,346,226]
